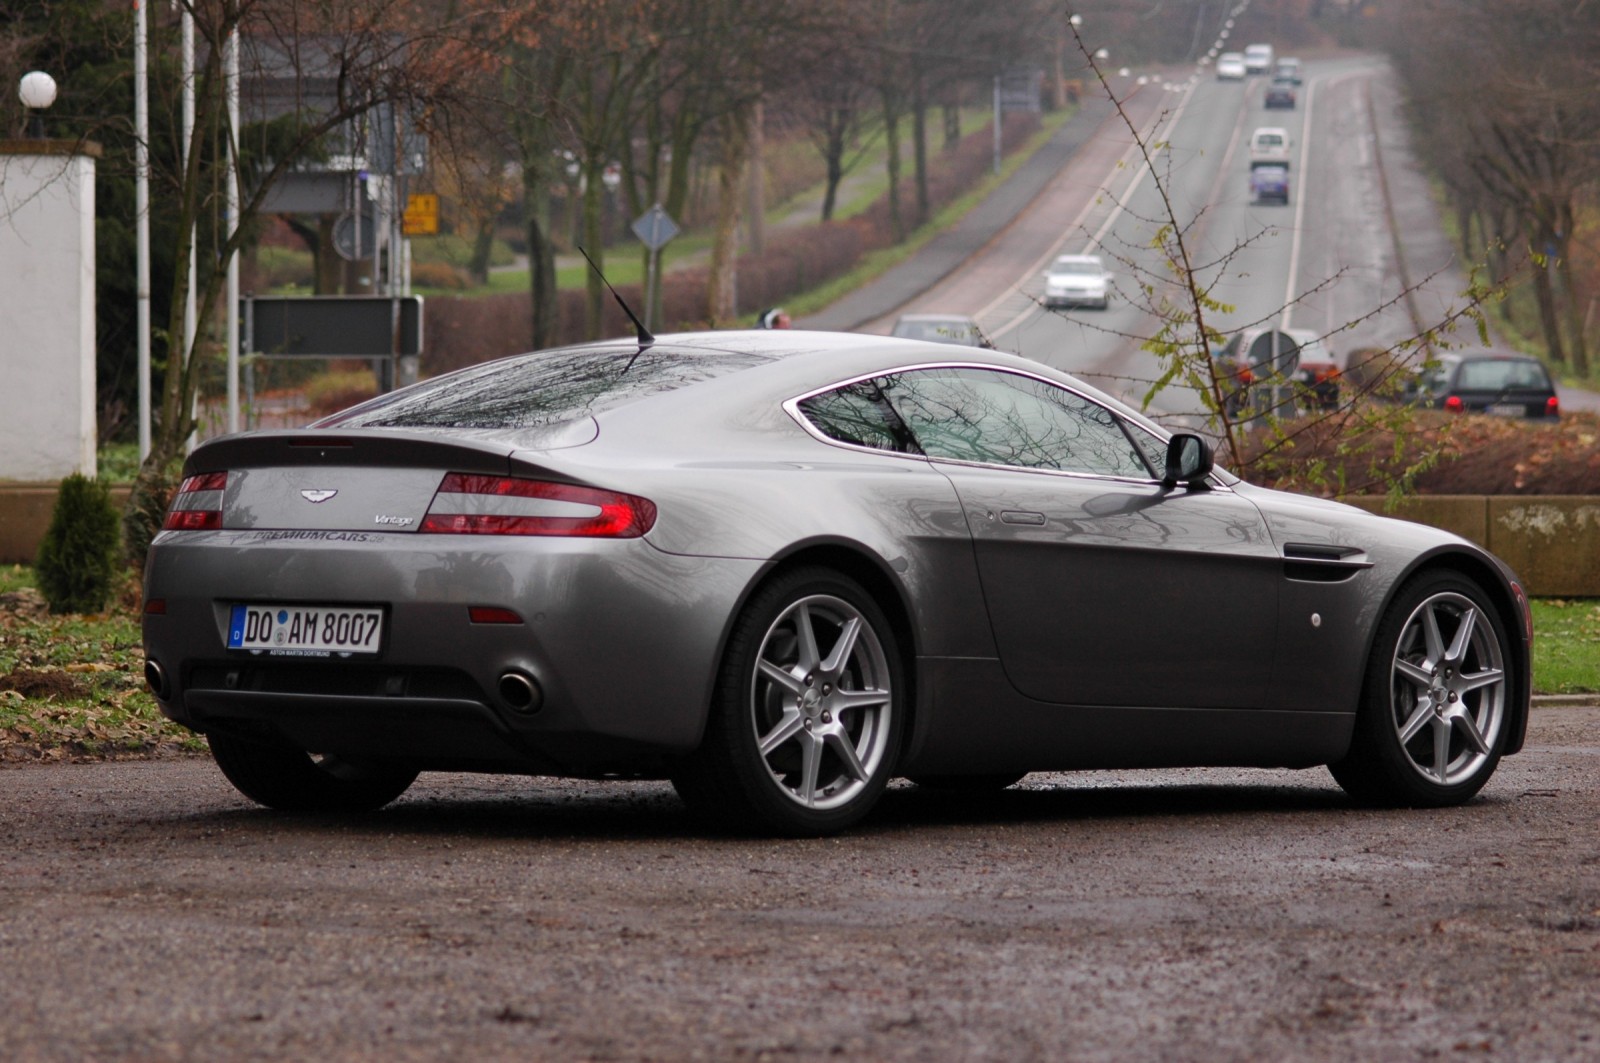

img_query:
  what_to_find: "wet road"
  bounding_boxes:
[3,707,1596,1061]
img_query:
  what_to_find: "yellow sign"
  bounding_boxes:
[402,193,439,236]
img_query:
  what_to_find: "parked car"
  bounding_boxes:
[143,331,1532,835]
[1216,52,1247,80]
[1412,352,1560,419]
[1250,163,1290,205]
[1249,127,1291,166]
[1042,253,1112,309]
[1214,326,1341,414]
[1244,43,1274,74]
[890,313,989,347]
[1274,57,1303,84]
[1264,77,1297,110]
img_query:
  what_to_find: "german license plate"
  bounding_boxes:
[1486,403,1523,416]
[227,604,384,656]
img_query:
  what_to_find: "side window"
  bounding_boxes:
[879,368,1153,478]
[795,380,921,454]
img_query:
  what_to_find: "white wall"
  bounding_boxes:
[0,143,97,481]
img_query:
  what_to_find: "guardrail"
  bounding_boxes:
[3,486,1598,595]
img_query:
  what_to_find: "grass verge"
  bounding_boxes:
[0,565,204,764]
[1529,599,1600,695]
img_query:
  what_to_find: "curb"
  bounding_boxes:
[1531,694,1600,709]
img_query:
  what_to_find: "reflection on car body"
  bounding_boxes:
[143,331,1533,836]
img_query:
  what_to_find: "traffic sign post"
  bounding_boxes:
[1245,329,1301,419]
[631,204,680,331]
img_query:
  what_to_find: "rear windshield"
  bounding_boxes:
[1456,358,1552,392]
[318,345,774,429]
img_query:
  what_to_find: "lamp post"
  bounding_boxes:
[18,71,56,139]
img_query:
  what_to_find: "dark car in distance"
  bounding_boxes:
[1414,352,1560,419]
[1264,78,1297,109]
[1251,163,1290,205]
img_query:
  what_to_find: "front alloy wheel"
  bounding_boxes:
[1331,572,1511,806]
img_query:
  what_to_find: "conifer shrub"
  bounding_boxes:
[35,473,122,614]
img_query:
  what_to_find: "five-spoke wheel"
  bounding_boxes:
[671,567,903,835]
[1331,571,1512,806]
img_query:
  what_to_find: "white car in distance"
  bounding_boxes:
[1216,52,1247,80]
[1244,42,1274,74]
[1043,253,1113,310]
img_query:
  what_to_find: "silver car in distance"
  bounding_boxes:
[142,331,1532,836]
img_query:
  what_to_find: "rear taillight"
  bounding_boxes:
[1546,396,1560,416]
[1444,395,1464,412]
[162,471,227,530]
[421,474,656,538]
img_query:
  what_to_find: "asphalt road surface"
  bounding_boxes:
[3,706,1596,1061]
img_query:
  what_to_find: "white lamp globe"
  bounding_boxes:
[19,71,57,111]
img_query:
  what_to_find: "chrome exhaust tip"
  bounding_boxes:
[498,671,543,715]
[144,659,168,699]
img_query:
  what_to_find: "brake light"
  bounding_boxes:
[468,606,524,624]
[1237,368,1255,386]
[1547,396,1560,416]
[1444,395,1464,412]
[422,474,656,538]
[162,471,228,530]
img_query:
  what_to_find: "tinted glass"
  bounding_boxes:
[796,380,922,454]
[319,346,773,429]
[1456,359,1552,392]
[878,368,1153,477]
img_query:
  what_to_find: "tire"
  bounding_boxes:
[208,732,418,813]
[671,567,905,836]
[1329,571,1512,807]
[910,773,1026,791]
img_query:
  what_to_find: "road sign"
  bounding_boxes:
[403,193,439,236]
[1246,329,1301,376]
[332,211,378,261]
[631,204,680,252]
[244,296,423,358]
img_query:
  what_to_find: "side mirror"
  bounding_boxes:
[1163,433,1214,488]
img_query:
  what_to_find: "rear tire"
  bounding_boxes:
[1329,571,1512,807]
[208,732,418,813]
[671,567,905,836]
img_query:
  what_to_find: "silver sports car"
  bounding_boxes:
[142,330,1531,835]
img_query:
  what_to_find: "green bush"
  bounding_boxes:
[35,474,122,614]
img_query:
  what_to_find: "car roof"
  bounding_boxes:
[893,313,977,324]
[1051,254,1103,265]
[1253,127,1288,138]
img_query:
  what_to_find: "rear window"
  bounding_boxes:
[1456,359,1552,392]
[317,346,774,429]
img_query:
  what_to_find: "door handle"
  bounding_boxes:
[999,510,1047,526]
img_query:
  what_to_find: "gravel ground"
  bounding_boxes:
[2,708,1597,1062]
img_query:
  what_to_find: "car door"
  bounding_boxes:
[878,365,1282,710]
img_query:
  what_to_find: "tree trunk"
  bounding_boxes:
[746,98,765,257]
[912,71,929,226]
[821,109,847,222]
[707,108,751,325]
[882,91,903,243]
[582,155,606,340]
[522,151,557,350]
[943,102,960,151]
[1530,231,1566,365]
[1554,220,1590,376]
[467,220,495,287]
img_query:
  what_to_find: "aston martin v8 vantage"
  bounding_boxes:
[142,331,1531,835]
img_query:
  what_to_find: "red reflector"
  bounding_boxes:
[424,474,656,538]
[1238,368,1255,385]
[1547,396,1560,415]
[468,606,524,625]
[143,598,167,615]
[1444,395,1464,412]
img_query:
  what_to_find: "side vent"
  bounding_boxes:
[1282,543,1372,584]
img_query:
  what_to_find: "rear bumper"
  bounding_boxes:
[142,529,763,773]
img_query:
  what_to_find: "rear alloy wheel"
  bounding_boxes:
[672,568,903,836]
[208,732,418,813]
[1330,572,1511,806]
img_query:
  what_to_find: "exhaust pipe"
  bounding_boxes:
[144,659,168,699]
[498,671,543,715]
